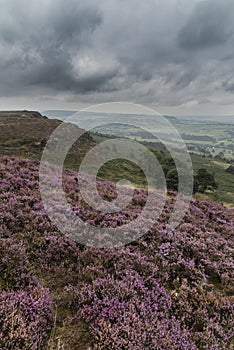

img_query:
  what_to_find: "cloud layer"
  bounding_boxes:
[0,0,234,113]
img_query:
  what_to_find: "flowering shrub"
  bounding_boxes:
[72,271,197,349]
[0,156,233,349]
[0,287,53,349]
[0,238,37,289]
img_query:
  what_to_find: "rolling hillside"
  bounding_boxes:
[0,111,233,349]
[0,155,233,349]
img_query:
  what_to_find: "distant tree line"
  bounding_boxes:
[148,148,218,194]
[182,133,216,142]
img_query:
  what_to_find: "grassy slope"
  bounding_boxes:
[0,111,233,206]
[0,111,95,168]
[192,154,234,206]
[93,132,234,207]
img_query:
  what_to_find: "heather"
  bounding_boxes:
[0,156,233,349]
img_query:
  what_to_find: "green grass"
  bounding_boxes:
[191,154,234,205]
[93,131,234,207]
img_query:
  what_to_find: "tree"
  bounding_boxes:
[194,168,218,193]
[166,168,178,191]
[226,165,234,175]
[166,167,192,193]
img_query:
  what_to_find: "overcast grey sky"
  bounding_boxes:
[0,0,234,116]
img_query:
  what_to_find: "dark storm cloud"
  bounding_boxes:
[0,0,104,95]
[0,0,234,109]
[222,79,234,93]
[178,0,234,50]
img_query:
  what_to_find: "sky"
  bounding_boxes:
[0,0,234,116]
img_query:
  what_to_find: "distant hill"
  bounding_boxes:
[0,110,47,119]
[0,110,95,167]
[180,115,234,124]
[43,110,77,120]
